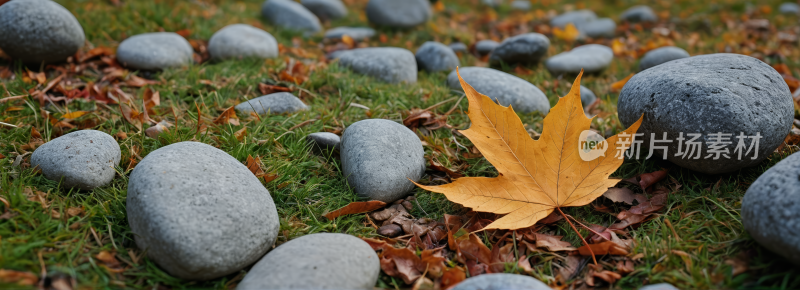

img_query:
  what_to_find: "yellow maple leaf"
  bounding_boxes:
[413,68,643,230]
[553,23,580,42]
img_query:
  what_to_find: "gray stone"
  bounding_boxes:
[416,41,460,72]
[116,32,193,70]
[0,0,85,63]
[306,132,340,156]
[511,0,531,11]
[447,67,550,114]
[336,47,417,84]
[617,54,794,174]
[475,40,500,55]
[302,0,347,20]
[638,46,690,71]
[582,18,616,38]
[742,152,800,265]
[237,233,379,290]
[235,92,309,115]
[127,142,279,280]
[489,33,549,65]
[580,85,597,109]
[449,42,468,53]
[639,283,680,290]
[481,0,501,7]
[620,5,657,23]
[451,273,551,290]
[341,119,425,203]
[324,27,376,41]
[550,9,597,28]
[261,0,322,33]
[545,44,613,75]
[31,130,120,190]
[780,3,800,14]
[366,0,431,29]
[208,24,278,61]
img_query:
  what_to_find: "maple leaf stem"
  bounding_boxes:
[556,207,597,265]
[564,214,612,242]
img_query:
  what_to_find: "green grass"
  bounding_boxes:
[2,0,800,289]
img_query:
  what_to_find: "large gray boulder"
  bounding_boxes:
[621,5,658,23]
[550,10,597,28]
[638,46,690,71]
[324,27,376,41]
[415,41,460,72]
[261,0,322,33]
[301,0,347,20]
[336,47,417,84]
[448,67,550,115]
[126,142,280,280]
[31,130,120,190]
[451,273,551,290]
[742,152,800,265]
[489,33,550,65]
[237,233,380,290]
[208,24,278,61]
[618,54,794,174]
[545,44,613,75]
[0,0,85,63]
[341,119,425,203]
[366,0,431,29]
[235,92,309,115]
[116,32,194,70]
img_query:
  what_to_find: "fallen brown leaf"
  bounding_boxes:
[324,200,387,220]
[214,106,240,126]
[0,269,37,286]
[603,187,636,205]
[578,240,629,256]
[611,74,634,92]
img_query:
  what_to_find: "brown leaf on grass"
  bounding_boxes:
[80,46,115,62]
[403,109,452,132]
[119,102,143,131]
[145,121,171,139]
[174,29,192,38]
[725,258,748,276]
[214,106,240,126]
[534,233,577,252]
[557,255,584,282]
[439,267,466,289]
[66,206,84,217]
[143,88,160,115]
[616,259,635,274]
[96,251,124,273]
[0,269,37,286]
[234,127,247,141]
[376,244,422,284]
[578,240,629,256]
[603,187,636,205]
[413,70,643,230]
[258,83,293,95]
[454,231,492,265]
[114,131,128,140]
[324,200,387,220]
[427,158,464,179]
[25,188,49,209]
[62,111,89,119]
[30,126,42,140]
[610,73,634,92]
[246,155,265,176]
[585,264,622,286]
[279,59,310,84]
[638,170,668,190]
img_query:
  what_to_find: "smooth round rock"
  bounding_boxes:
[451,273,551,290]
[489,33,549,65]
[415,41,460,72]
[31,130,120,190]
[340,119,425,203]
[261,0,322,33]
[781,3,800,14]
[583,18,616,38]
[617,54,794,174]
[0,0,85,63]
[475,40,500,55]
[208,24,278,61]
[324,27,376,41]
[366,0,431,28]
[235,92,309,115]
[448,67,550,115]
[336,47,417,84]
[620,5,657,23]
[511,0,531,11]
[545,44,613,75]
[639,283,680,290]
[126,142,279,280]
[116,32,193,70]
[449,42,468,53]
[301,0,347,20]
[237,233,379,290]
[638,46,690,71]
[580,85,597,109]
[550,9,597,28]
[306,132,341,156]
[743,152,800,265]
